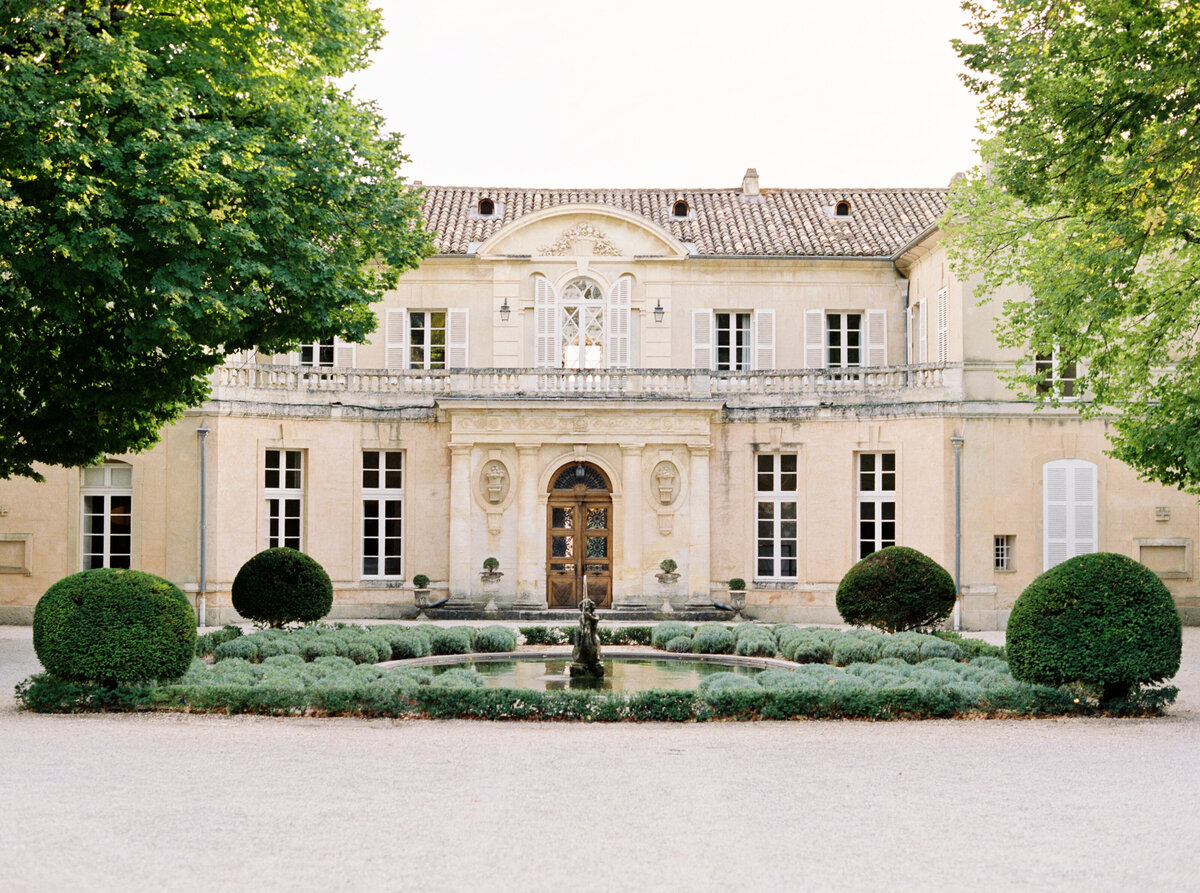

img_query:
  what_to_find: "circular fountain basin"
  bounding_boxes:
[387,649,797,692]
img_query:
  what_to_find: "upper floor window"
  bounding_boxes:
[410,311,447,370]
[715,312,752,371]
[534,275,631,369]
[81,463,132,569]
[1036,352,1077,399]
[693,309,775,371]
[826,312,862,368]
[672,200,689,218]
[834,200,851,217]
[805,309,886,368]
[300,339,334,368]
[478,198,495,216]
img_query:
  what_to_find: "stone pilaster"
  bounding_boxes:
[515,445,545,607]
[686,445,712,605]
[448,443,474,604]
[616,443,646,608]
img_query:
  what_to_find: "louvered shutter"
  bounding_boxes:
[918,302,927,362]
[446,308,469,368]
[607,277,631,368]
[692,310,713,370]
[333,337,355,368]
[866,309,887,366]
[754,309,775,370]
[385,308,407,368]
[1044,459,1098,570]
[534,277,557,368]
[936,287,949,362]
[805,309,825,367]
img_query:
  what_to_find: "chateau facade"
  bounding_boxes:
[2,170,1197,628]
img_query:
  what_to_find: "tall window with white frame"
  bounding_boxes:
[409,311,447,369]
[362,451,403,578]
[857,452,896,559]
[755,453,798,579]
[715,312,752,371]
[826,312,862,368]
[300,339,335,367]
[265,449,303,550]
[81,463,132,569]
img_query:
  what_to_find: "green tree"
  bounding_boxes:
[945,0,1200,490]
[0,0,432,479]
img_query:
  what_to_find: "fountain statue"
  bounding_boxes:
[569,597,605,677]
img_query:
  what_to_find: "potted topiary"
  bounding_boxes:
[480,557,503,611]
[412,574,431,610]
[727,577,747,612]
[656,558,679,613]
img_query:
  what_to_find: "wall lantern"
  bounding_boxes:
[499,298,511,322]
[653,300,665,323]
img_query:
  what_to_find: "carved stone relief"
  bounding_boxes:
[538,222,622,257]
[481,460,510,505]
[652,461,679,506]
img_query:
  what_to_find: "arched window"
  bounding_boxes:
[81,462,133,569]
[560,278,605,369]
[533,275,632,370]
[672,200,689,218]
[478,198,495,216]
[1043,459,1097,570]
[835,200,851,217]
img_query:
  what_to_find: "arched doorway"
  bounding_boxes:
[546,462,613,608]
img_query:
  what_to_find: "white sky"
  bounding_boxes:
[348,0,982,189]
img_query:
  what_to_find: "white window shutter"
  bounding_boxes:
[918,302,927,363]
[754,309,775,370]
[1043,459,1098,570]
[607,277,632,368]
[866,309,887,367]
[692,310,713,370]
[805,309,824,368]
[534,277,557,368]
[936,287,949,362]
[1073,463,1098,557]
[447,308,469,368]
[385,308,407,368]
[333,337,355,368]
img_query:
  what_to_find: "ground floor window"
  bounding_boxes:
[756,453,798,579]
[362,451,403,577]
[81,463,132,569]
[857,452,896,558]
[265,449,303,550]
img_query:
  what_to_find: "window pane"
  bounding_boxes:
[860,502,875,520]
[781,502,797,520]
[552,536,573,558]
[758,521,774,539]
[758,558,773,576]
[586,537,607,558]
[363,452,379,489]
[781,558,797,577]
[83,467,106,487]
[780,521,797,539]
[860,453,875,472]
[882,453,895,472]
[757,502,774,519]
[363,556,379,576]
[110,466,132,488]
[882,502,895,520]
[587,508,607,529]
[384,556,403,576]
[552,507,573,529]
[110,554,131,569]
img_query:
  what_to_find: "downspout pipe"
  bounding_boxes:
[196,423,210,628]
[951,433,965,631]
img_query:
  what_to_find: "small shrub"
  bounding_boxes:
[697,672,761,694]
[347,641,379,664]
[651,621,694,650]
[918,636,962,661]
[214,637,260,663]
[33,569,196,684]
[693,623,735,655]
[879,633,921,664]
[301,639,340,661]
[666,635,695,653]
[195,625,242,657]
[431,667,485,688]
[782,634,833,664]
[412,574,430,589]
[473,626,518,653]
[659,558,678,574]
[429,626,474,656]
[1007,552,1182,703]
[262,653,305,668]
[932,630,1006,660]
[735,628,778,657]
[482,557,500,572]
[835,546,957,632]
[832,636,882,667]
[231,548,333,627]
[728,578,746,591]
[520,626,570,646]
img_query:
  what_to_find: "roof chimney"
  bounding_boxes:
[741,167,760,196]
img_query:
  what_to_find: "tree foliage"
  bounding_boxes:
[0,0,432,479]
[945,0,1200,489]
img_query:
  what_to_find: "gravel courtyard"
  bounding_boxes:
[3,625,1199,892]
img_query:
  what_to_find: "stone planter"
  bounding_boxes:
[728,589,746,612]
[480,572,503,612]
[413,588,432,620]
[656,572,680,613]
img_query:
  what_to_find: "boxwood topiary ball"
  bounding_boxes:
[232,548,333,627]
[33,569,196,684]
[1007,552,1181,702]
[835,546,957,633]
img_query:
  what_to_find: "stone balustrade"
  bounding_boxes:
[211,363,962,407]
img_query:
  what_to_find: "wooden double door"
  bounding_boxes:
[546,468,613,608]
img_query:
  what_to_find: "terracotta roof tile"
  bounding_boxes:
[420,185,947,258]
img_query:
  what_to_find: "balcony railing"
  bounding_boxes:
[211,363,962,407]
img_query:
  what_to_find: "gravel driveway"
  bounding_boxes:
[3,625,1199,892]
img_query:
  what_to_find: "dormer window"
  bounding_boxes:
[478,198,495,216]
[672,200,689,218]
[834,200,851,217]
